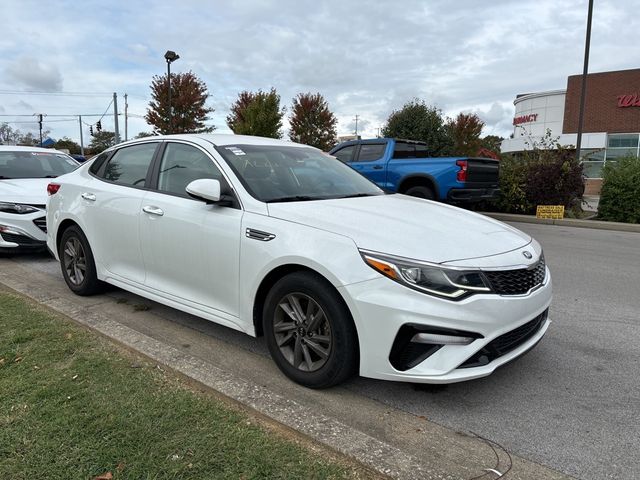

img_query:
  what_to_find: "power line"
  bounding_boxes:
[0,90,113,97]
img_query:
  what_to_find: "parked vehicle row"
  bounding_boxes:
[329,138,500,203]
[44,134,551,388]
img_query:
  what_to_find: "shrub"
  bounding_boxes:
[598,156,640,223]
[494,132,584,215]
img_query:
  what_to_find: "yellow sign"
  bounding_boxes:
[536,205,565,219]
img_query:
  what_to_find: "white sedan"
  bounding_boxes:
[0,146,79,252]
[46,134,551,388]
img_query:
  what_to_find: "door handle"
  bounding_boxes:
[372,165,383,170]
[142,206,164,216]
[81,192,96,201]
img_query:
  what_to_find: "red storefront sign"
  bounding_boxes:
[617,94,640,107]
[513,113,538,125]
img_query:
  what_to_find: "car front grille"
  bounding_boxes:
[458,309,548,369]
[483,255,546,295]
[33,216,47,233]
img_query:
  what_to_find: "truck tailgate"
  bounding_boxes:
[466,158,499,184]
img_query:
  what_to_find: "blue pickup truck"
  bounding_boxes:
[329,138,500,203]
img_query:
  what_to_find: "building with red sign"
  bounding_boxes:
[501,68,640,194]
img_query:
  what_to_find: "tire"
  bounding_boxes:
[405,185,435,200]
[58,225,104,296]
[263,271,358,388]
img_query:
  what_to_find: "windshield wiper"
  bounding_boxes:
[265,195,318,203]
[0,176,12,179]
[41,175,59,178]
[338,193,377,199]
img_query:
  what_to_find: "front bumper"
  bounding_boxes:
[339,268,552,383]
[0,211,47,251]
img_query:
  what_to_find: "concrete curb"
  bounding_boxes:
[482,212,640,233]
[0,259,573,480]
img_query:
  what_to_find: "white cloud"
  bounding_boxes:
[0,0,638,143]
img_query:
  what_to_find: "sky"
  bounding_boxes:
[0,0,638,146]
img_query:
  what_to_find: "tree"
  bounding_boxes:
[226,88,285,138]
[446,113,484,156]
[382,100,453,156]
[288,92,337,150]
[480,135,504,155]
[134,131,155,139]
[88,131,116,152]
[145,71,215,134]
[54,137,81,154]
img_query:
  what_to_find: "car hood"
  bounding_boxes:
[0,178,50,205]
[267,194,532,264]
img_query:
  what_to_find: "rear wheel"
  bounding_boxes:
[59,226,103,296]
[405,185,435,200]
[263,272,358,388]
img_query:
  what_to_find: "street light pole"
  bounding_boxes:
[575,0,594,162]
[164,50,180,134]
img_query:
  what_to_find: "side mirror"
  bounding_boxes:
[186,178,221,203]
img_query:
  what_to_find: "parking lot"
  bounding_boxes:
[1,221,638,480]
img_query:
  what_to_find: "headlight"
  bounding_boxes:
[0,202,40,214]
[360,250,492,300]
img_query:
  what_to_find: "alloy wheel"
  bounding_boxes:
[63,237,87,286]
[273,293,332,372]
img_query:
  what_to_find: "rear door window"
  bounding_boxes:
[355,143,386,162]
[99,143,158,187]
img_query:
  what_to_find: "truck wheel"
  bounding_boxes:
[405,185,435,200]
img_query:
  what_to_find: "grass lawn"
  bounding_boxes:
[0,290,363,480]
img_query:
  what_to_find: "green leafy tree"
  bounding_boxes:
[227,88,285,138]
[145,71,215,134]
[480,135,504,155]
[54,137,81,154]
[382,99,453,156]
[446,113,484,156]
[598,156,640,223]
[288,92,337,150]
[88,131,116,153]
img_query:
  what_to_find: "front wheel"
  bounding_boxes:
[59,226,104,296]
[263,272,358,388]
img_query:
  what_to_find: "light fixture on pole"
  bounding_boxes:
[164,50,180,134]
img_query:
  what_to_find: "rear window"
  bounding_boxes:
[392,142,429,159]
[0,151,78,179]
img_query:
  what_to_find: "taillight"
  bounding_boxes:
[456,160,468,182]
[47,183,61,195]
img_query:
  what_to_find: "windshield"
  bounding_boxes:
[215,144,383,202]
[0,151,79,179]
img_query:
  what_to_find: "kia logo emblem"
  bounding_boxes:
[523,251,533,259]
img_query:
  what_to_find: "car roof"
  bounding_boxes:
[114,134,309,149]
[0,145,70,154]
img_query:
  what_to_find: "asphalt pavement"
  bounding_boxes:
[2,221,638,479]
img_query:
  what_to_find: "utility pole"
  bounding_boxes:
[575,0,594,162]
[124,93,129,141]
[113,92,120,144]
[353,115,359,137]
[78,115,84,156]
[34,113,45,146]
